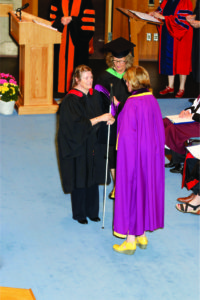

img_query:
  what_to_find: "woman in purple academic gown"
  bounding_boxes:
[113,66,165,255]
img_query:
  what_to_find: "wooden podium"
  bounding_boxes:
[116,8,162,65]
[0,287,36,300]
[9,11,62,115]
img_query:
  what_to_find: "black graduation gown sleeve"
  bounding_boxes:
[58,93,98,159]
[49,0,64,32]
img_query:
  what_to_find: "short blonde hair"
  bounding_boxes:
[105,52,133,69]
[123,66,151,90]
[72,65,92,88]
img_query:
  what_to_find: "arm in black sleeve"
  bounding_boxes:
[192,113,200,123]
[49,0,64,32]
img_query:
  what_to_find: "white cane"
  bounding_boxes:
[102,83,113,229]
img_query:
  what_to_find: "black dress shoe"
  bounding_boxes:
[170,164,183,174]
[89,217,101,222]
[78,219,88,224]
[165,161,175,168]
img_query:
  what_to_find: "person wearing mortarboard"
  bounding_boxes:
[95,37,135,200]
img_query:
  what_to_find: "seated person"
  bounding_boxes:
[176,150,200,215]
[164,95,200,173]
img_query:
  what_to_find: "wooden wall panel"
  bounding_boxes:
[22,0,38,16]
[112,0,161,61]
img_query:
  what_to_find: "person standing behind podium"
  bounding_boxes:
[150,0,193,98]
[49,0,95,94]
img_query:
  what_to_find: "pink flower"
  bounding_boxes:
[0,79,8,84]
[9,79,17,85]
[0,73,17,85]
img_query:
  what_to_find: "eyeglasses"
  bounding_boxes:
[113,60,126,64]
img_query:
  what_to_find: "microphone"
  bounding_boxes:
[16,3,29,12]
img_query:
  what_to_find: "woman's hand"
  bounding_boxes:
[179,110,192,118]
[113,96,119,106]
[149,11,165,20]
[61,16,72,25]
[187,17,200,28]
[186,14,196,22]
[90,113,115,126]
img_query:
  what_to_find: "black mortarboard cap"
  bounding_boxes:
[104,37,136,58]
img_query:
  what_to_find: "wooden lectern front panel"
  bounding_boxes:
[30,46,48,101]
[19,45,53,106]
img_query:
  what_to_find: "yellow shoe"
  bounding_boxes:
[113,240,136,255]
[136,236,148,249]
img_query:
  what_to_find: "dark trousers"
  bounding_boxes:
[172,151,185,164]
[164,149,186,164]
[185,158,200,195]
[71,184,99,221]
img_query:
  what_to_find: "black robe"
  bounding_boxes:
[95,68,131,148]
[96,68,131,112]
[57,89,110,193]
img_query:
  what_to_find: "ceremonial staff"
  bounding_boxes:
[102,83,113,229]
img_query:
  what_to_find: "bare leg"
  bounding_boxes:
[177,194,200,212]
[179,74,187,90]
[126,234,136,243]
[168,75,175,88]
[110,169,115,186]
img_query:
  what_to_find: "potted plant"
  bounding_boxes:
[0,73,19,115]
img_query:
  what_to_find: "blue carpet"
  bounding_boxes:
[0,98,199,300]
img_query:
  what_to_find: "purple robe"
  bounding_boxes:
[113,91,165,237]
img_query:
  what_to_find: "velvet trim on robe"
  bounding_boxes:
[113,91,165,237]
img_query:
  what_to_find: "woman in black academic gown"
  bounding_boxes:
[57,65,115,224]
[95,37,135,199]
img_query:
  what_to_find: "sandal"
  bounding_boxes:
[176,203,200,215]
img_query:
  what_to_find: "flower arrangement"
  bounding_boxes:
[0,73,19,102]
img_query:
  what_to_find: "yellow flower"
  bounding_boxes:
[10,87,15,95]
[2,86,9,92]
